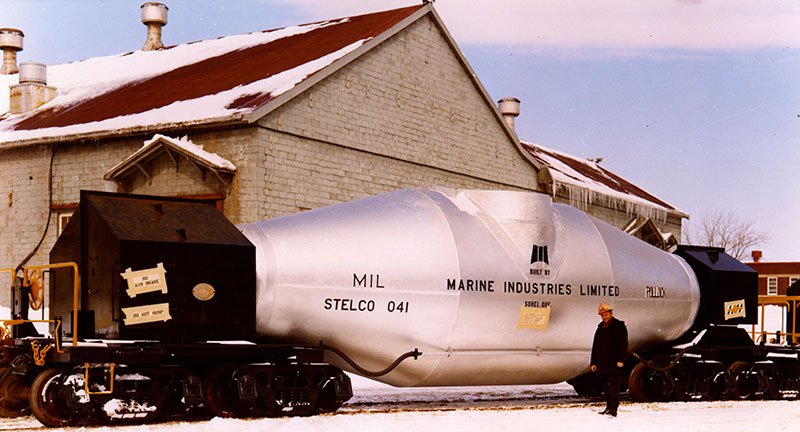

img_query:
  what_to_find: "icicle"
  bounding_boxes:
[554,180,668,224]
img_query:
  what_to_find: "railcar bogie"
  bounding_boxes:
[626,342,800,402]
[0,336,353,426]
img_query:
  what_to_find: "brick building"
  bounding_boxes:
[744,254,800,342]
[746,260,800,297]
[0,4,686,309]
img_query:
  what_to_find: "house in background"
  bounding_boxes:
[0,3,686,312]
[746,251,800,296]
[745,251,800,343]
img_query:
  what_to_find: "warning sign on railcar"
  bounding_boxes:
[121,262,168,297]
[122,302,172,325]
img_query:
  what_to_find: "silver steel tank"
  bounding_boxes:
[238,188,700,386]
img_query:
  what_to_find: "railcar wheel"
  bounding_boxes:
[708,371,728,401]
[629,362,673,402]
[728,361,757,400]
[0,367,30,417]
[313,375,344,414]
[29,368,92,428]
[204,364,249,418]
[155,373,197,421]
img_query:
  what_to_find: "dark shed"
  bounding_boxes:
[674,245,758,329]
[50,191,255,342]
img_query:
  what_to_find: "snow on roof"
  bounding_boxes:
[107,134,235,175]
[0,5,423,146]
[521,141,687,220]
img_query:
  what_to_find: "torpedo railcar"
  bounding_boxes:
[0,188,798,427]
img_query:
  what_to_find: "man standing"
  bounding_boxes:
[590,302,628,417]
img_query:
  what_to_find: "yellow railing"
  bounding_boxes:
[749,295,800,344]
[1,262,80,348]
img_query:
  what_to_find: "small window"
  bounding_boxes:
[767,277,778,296]
[790,277,799,288]
[58,212,73,236]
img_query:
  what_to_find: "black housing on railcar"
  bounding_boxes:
[673,245,758,341]
[50,190,255,342]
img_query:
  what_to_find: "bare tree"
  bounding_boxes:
[683,209,769,261]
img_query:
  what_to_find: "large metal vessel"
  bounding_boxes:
[239,188,701,386]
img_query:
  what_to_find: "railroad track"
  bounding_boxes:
[0,387,600,430]
[339,391,601,414]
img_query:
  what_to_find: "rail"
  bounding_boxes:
[749,295,800,345]
[1,262,80,348]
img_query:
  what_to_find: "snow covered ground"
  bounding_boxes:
[1,376,798,432]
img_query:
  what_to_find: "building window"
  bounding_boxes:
[767,277,778,296]
[790,276,799,288]
[58,212,73,236]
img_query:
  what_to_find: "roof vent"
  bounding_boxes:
[0,28,24,75]
[9,62,56,114]
[498,97,520,131]
[141,2,168,51]
[18,62,47,84]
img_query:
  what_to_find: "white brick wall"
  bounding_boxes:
[1,145,56,270]
[253,15,540,219]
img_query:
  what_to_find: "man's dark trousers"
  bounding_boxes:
[600,373,620,414]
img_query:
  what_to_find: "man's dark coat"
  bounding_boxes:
[591,317,628,374]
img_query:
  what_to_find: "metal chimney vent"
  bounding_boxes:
[18,62,47,84]
[9,62,56,114]
[0,28,24,75]
[141,2,168,51]
[498,97,521,131]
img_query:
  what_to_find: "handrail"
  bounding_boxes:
[22,262,79,348]
[0,319,64,355]
[750,295,800,344]
[1,262,79,348]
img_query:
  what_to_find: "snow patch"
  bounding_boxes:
[144,135,236,171]
[103,399,157,419]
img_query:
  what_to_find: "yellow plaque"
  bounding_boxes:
[517,306,551,332]
[121,263,168,298]
[122,302,172,325]
[724,299,746,320]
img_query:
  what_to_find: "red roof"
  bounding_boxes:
[0,5,424,143]
[747,262,800,274]
[522,141,685,216]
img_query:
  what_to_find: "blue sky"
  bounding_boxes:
[3,0,799,261]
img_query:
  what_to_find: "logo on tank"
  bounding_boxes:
[529,244,551,276]
[530,244,549,265]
